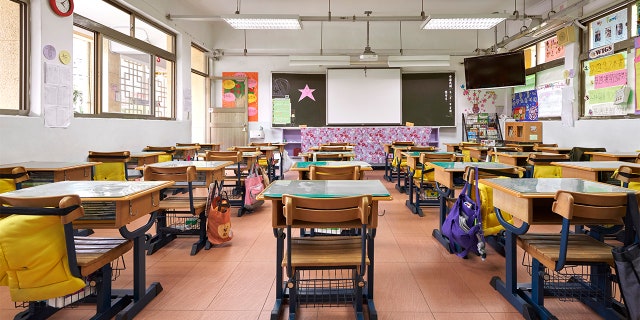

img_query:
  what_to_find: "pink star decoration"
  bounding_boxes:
[298,84,316,102]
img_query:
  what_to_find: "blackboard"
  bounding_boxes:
[271,73,326,127]
[402,73,455,126]
[271,71,455,127]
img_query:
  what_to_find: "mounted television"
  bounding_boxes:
[464,51,526,89]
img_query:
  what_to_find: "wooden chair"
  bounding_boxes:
[143,146,176,162]
[319,145,350,152]
[411,153,457,208]
[614,164,640,191]
[532,143,558,151]
[143,165,209,255]
[87,151,131,181]
[313,152,350,161]
[486,146,519,162]
[569,147,606,161]
[526,153,569,178]
[309,165,361,181]
[0,194,133,319]
[515,191,629,319]
[0,166,29,193]
[282,194,372,319]
[324,142,354,146]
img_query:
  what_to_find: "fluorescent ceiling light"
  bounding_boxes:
[387,55,451,67]
[289,55,351,66]
[221,14,302,30]
[421,14,508,30]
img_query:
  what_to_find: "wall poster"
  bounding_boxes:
[222,72,258,122]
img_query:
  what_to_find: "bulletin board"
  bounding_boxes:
[271,73,326,127]
[583,51,633,116]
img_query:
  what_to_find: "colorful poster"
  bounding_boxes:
[536,81,564,118]
[591,9,627,48]
[512,90,538,121]
[222,72,259,122]
[545,37,564,62]
[588,53,626,76]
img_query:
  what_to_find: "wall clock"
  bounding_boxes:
[49,0,74,17]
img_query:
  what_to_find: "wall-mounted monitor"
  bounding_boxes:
[463,51,526,89]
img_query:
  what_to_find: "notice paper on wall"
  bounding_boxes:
[43,62,73,128]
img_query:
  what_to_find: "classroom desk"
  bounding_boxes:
[257,179,392,320]
[534,146,572,154]
[584,151,639,162]
[231,146,280,181]
[128,152,164,179]
[382,144,410,182]
[0,161,98,185]
[0,180,172,320]
[551,160,640,182]
[174,145,199,160]
[136,160,232,186]
[299,151,357,162]
[462,146,491,162]
[291,160,372,180]
[308,145,355,151]
[198,143,220,152]
[480,178,633,320]
[402,151,460,216]
[493,151,554,166]
[426,161,516,252]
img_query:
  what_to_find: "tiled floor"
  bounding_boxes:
[1,170,604,320]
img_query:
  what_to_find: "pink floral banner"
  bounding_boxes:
[301,127,435,164]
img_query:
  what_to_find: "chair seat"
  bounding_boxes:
[282,236,369,269]
[517,233,615,269]
[158,197,207,211]
[74,236,133,277]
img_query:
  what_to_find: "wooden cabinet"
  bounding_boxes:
[504,121,543,143]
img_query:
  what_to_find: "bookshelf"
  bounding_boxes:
[462,113,503,144]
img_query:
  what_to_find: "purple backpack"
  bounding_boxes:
[441,167,485,258]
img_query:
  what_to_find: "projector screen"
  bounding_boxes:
[326,68,402,125]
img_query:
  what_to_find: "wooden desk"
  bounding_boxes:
[427,161,516,252]
[534,146,572,154]
[129,152,163,166]
[291,160,372,180]
[0,180,172,319]
[493,151,555,166]
[174,146,199,160]
[198,143,220,152]
[309,145,355,151]
[137,160,232,186]
[585,151,639,162]
[551,160,640,182]
[258,179,392,320]
[0,161,98,185]
[402,151,460,216]
[382,144,410,182]
[463,146,491,162]
[479,177,633,320]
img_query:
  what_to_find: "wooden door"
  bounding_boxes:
[208,75,248,149]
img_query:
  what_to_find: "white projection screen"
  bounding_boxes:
[326,68,402,125]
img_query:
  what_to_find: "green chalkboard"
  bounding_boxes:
[272,73,326,127]
[402,73,455,126]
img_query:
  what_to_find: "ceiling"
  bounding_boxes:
[160,0,610,57]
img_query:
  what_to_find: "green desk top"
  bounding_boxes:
[261,180,390,198]
[429,161,514,171]
[294,161,371,169]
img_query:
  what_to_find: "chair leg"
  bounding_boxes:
[288,276,298,320]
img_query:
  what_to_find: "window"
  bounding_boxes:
[74,0,176,118]
[0,0,28,115]
[580,6,635,118]
[190,44,209,143]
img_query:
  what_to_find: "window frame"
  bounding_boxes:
[578,2,637,119]
[73,5,176,120]
[0,0,29,116]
